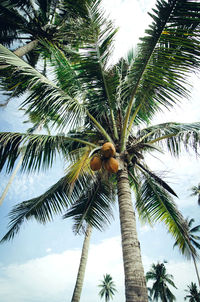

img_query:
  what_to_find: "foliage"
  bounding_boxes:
[190,184,200,206]
[0,0,199,256]
[1,1,200,300]
[184,282,200,302]
[173,217,200,259]
[98,274,117,302]
[146,262,177,302]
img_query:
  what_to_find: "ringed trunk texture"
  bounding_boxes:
[71,224,92,302]
[117,167,148,302]
[14,40,39,57]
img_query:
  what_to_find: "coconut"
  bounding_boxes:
[90,155,102,171]
[104,157,119,173]
[101,142,116,158]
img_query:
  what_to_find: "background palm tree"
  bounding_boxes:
[0,0,92,105]
[67,177,115,302]
[184,282,200,302]
[0,0,91,56]
[0,1,200,302]
[98,274,117,302]
[173,218,200,287]
[146,262,177,302]
[190,185,200,206]
[71,224,92,302]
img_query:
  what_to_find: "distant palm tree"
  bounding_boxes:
[173,218,200,287]
[146,262,177,302]
[184,282,200,302]
[190,184,200,206]
[98,274,117,302]
[71,224,92,302]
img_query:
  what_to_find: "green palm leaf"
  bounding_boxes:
[136,174,196,257]
[0,176,71,242]
[63,176,116,233]
[139,122,200,156]
[0,132,97,173]
[0,43,85,130]
[120,0,200,147]
[0,173,92,242]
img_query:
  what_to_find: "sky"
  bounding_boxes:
[0,0,200,301]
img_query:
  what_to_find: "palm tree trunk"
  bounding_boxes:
[71,224,92,302]
[14,40,38,57]
[0,40,39,71]
[192,254,200,287]
[0,156,23,206]
[117,166,148,302]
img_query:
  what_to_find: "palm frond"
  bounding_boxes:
[0,172,94,242]
[136,162,178,197]
[0,132,97,173]
[63,176,116,233]
[0,43,85,130]
[0,176,72,242]
[135,173,196,258]
[139,122,200,156]
[120,0,200,146]
[64,0,119,136]
[65,146,93,184]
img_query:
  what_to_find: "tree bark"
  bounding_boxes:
[117,166,148,302]
[192,254,200,287]
[71,224,92,302]
[13,40,39,57]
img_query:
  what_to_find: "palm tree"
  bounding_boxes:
[146,262,177,302]
[0,0,92,105]
[173,218,200,287]
[1,1,200,301]
[66,177,115,302]
[184,282,200,302]
[190,185,200,206]
[98,274,117,302]
[0,0,91,57]
[71,224,92,302]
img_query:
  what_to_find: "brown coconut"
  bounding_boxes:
[104,157,119,173]
[90,155,102,171]
[101,142,116,158]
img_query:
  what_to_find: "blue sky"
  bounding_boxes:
[0,0,200,301]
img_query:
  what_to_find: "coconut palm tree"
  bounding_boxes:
[173,218,200,287]
[146,262,177,302]
[1,1,200,301]
[0,0,92,105]
[71,224,92,302]
[0,0,91,57]
[191,184,200,206]
[184,282,200,302]
[98,274,117,302]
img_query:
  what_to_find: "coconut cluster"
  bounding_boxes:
[90,142,119,173]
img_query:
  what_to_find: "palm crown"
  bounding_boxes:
[1,0,200,301]
[146,262,177,302]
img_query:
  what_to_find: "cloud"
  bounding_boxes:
[102,0,157,61]
[0,236,196,302]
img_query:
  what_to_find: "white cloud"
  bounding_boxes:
[102,0,157,61]
[0,236,197,302]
